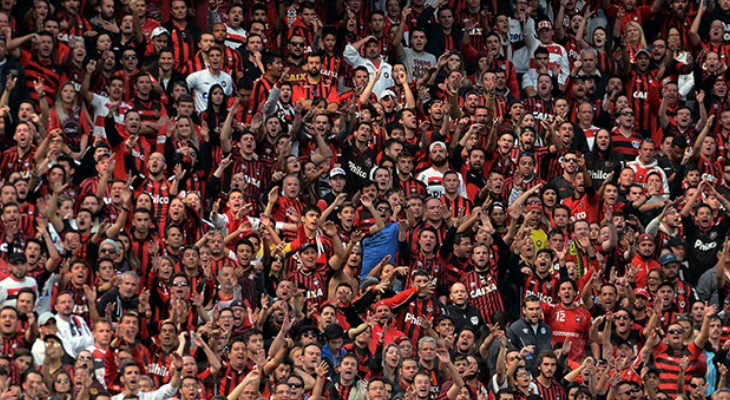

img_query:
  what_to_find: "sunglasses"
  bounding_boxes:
[688,384,700,389]
[123,54,138,60]
[667,328,684,334]
[289,383,304,389]
[290,42,305,47]
[564,158,578,163]
[172,281,189,287]
[376,207,392,212]
[100,248,116,254]
[614,314,631,320]
[620,111,634,116]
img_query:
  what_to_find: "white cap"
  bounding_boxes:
[38,312,56,326]
[151,27,170,38]
[429,141,447,153]
[330,167,346,178]
[379,89,396,100]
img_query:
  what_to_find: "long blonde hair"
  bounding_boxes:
[624,22,647,50]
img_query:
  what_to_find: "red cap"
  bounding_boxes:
[637,233,654,244]
[526,204,543,214]
[634,288,650,299]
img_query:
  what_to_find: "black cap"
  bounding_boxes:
[298,243,317,253]
[324,324,345,340]
[230,300,245,309]
[667,236,685,247]
[297,325,319,337]
[8,253,26,264]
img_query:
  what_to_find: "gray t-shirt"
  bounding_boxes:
[402,48,436,83]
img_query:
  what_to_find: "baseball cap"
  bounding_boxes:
[298,242,317,254]
[637,233,654,244]
[659,253,679,266]
[537,20,552,31]
[380,89,396,100]
[429,141,447,153]
[230,299,246,309]
[8,253,26,264]
[330,168,346,179]
[151,27,170,38]
[526,204,543,214]
[634,288,650,299]
[636,49,650,58]
[38,312,56,326]
[667,236,685,247]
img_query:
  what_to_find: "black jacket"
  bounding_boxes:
[0,57,28,116]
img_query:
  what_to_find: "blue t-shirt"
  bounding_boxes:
[360,222,399,279]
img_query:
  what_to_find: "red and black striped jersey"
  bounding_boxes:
[652,341,702,398]
[460,270,504,324]
[321,53,343,86]
[131,232,164,290]
[0,146,36,177]
[216,365,251,397]
[19,51,62,109]
[131,97,168,147]
[0,332,25,356]
[221,46,244,78]
[135,178,172,232]
[181,52,208,75]
[523,272,558,305]
[249,76,275,116]
[534,379,566,400]
[441,195,473,219]
[625,69,655,132]
[394,297,443,343]
[396,176,428,197]
[164,21,199,72]
[287,268,329,311]
[610,128,643,160]
[292,78,339,104]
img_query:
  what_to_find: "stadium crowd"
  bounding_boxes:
[3,0,730,399]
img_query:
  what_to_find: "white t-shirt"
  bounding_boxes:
[0,276,38,308]
[186,68,234,112]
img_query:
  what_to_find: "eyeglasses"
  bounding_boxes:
[123,54,138,60]
[302,331,318,337]
[667,328,684,334]
[614,314,631,320]
[172,281,189,287]
[620,111,634,116]
[289,383,304,389]
[376,207,392,212]
[289,42,305,47]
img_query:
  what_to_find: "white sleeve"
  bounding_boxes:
[343,44,365,67]
[522,70,537,90]
[0,286,7,306]
[150,383,179,400]
[524,18,538,55]
[224,75,234,95]
[91,94,106,111]
[558,48,570,86]
[186,72,197,91]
